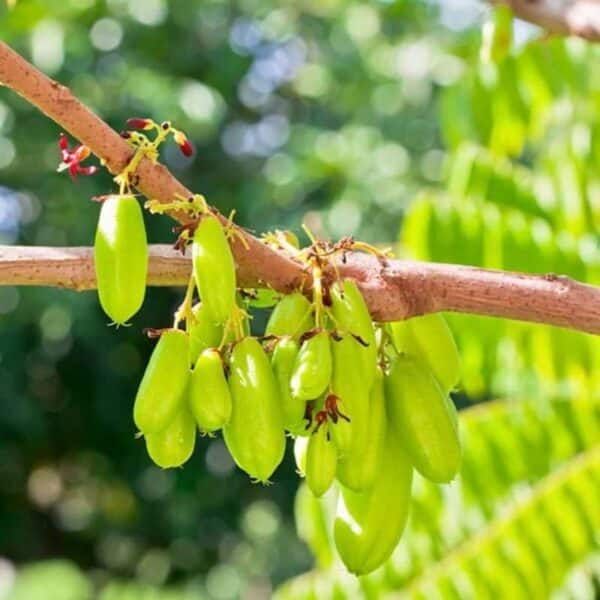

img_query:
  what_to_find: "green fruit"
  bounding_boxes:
[294,435,309,476]
[134,329,189,434]
[385,355,462,483]
[336,366,385,492]
[334,428,413,575]
[305,425,337,497]
[94,194,148,325]
[330,279,377,391]
[291,331,332,401]
[223,338,286,482]
[192,215,236,324]
[145,407,196,468]
[272,337,306,433]
[389,313,460,392]
[188,303,223,365]
[189,348,232,432]
[329,334,370,457]
[265,292,313,339]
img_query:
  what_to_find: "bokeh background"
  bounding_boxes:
[0,1,599,599]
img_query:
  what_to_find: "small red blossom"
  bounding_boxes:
[126,117,154,130]
[173,130,194,157]
[57,133,98,180]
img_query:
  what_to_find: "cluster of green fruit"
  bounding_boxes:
[86,120,462,577]
[134,225,461,575]
[294,310,462,575]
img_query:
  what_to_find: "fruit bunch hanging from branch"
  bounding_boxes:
[55,114,461,575]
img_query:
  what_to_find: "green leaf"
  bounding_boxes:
[404,446,600,598]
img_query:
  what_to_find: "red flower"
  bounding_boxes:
[57,133,98,180]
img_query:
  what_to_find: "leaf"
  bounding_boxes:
[403,446,600,598]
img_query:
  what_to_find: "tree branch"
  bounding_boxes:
[492,0,600,41]
[2,245,599,335]
[1,42,599,336]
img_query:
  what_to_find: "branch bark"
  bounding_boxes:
[2,245,600,335]
[0,42,599,336]
[492,0,600,41]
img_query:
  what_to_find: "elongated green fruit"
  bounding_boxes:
[305,426,337,497]
[134,329,190,434]
[272,337,306,433]
[334,428,412,575]
[330,280,377,391]
[329,335,370,457]
[192,215,236,324]
[294,436,309,476]
[336,366,385,492]
[145,407,196,468]
[385,355,461,483]
[189,348,231,432]
[94,194,148,324]
[389,313,460,392]
[266,292,313,338]
[291,331,332,401]
[188,303,223,365]
[223,338,286,482]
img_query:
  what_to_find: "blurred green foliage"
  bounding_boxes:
[0,0,598,599]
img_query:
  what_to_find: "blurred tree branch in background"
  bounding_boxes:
[493,0,600,41]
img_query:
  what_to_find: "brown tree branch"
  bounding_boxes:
[492,0,600,41]
[2,245,599,335]
[0,42,599,335]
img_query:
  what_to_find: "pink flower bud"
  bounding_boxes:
[174,130,193,157]
[126,118,153,130]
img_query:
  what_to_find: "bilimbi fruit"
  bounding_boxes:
[134,329,189,435]
[145,407,196,469]
[305,417,337,498]
[385,354,461,483]
[336,366,386,491]
[334,427,413,575]
[94,194,148,325]
[223,337,286,482]
[188,348,231,432]
[291,331,332,401]
[389,312,461,392]
[272,337,304,433]
[265,292,313,338]
[192,214,236,325]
